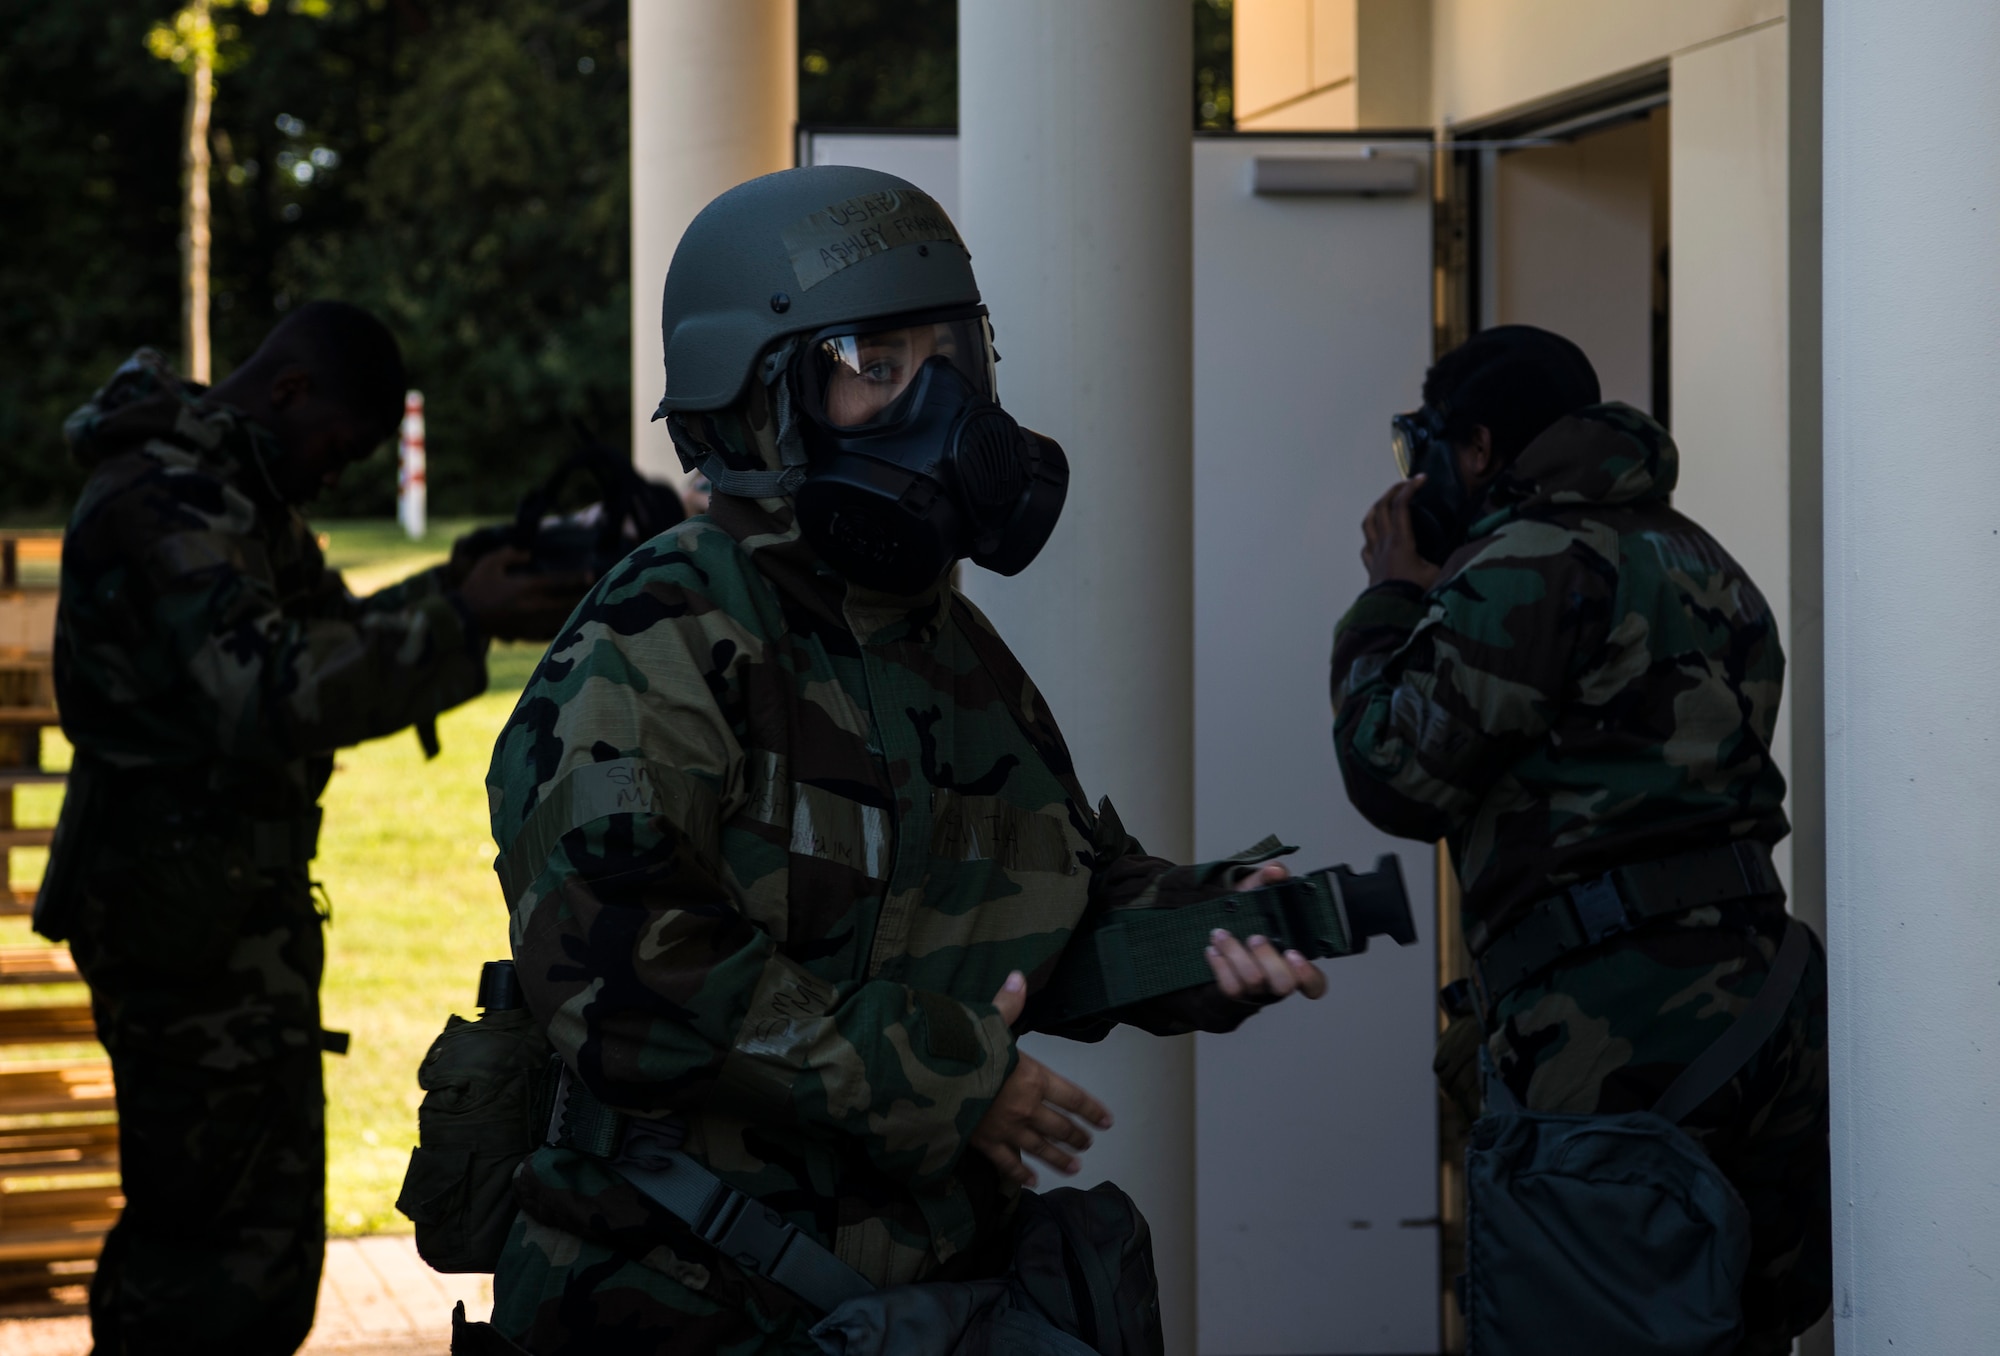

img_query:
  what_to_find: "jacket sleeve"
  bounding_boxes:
[488,539,1016,1191]
[114,481,487,762]
[1329,521,1614,842]
[1023,804,1265,1042]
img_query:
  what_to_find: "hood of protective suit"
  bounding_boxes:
[61,348,287,501]
[1470,401,1678,536]
[64,349,208,472]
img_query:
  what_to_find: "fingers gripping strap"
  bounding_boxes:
[1040,872,1357,1028]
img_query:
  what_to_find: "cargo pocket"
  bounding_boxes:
[400,1009,552,1274]
[396,1145,472,1231]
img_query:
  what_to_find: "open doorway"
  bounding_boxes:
[1433,79,1673,1353]
[1486,107,1671,422]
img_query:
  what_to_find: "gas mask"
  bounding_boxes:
[1390,402,1478,565]
[790,307,1068,594]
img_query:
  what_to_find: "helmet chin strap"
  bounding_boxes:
[659,339,811,500]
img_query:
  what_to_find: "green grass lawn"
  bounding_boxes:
[316,518,545,1235]
[8,516,543,1237]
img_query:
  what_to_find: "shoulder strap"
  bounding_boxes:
[1652,918,1810,1125]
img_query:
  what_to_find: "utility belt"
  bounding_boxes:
[1468,839,1785,1009]
[546,1065,874,1314]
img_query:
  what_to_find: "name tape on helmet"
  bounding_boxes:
[780,189,962,292]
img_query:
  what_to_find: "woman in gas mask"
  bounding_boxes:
[472,165,1329,1354]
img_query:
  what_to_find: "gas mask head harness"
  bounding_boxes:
[786,304,1068,594]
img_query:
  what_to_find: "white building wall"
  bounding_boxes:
[1430,0,1781,125]
[1667,23,1796,888]
[1823,0,2000,1343]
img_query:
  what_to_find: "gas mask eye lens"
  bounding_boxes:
[1390,412,1424,478]
[801,312,997,433]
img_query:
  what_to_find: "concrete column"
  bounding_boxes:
[957,4,1197,1352]
[1824,1,2000,1347]
[628,0,795,482]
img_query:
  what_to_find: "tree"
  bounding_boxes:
[145,0,273,383]
[1,0,629,521]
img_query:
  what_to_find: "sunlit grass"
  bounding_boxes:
[313,518,538,1236]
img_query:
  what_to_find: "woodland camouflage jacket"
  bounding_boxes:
[487,396,1251,1293]
[1330,403,1789,947]
[49,350,488,851]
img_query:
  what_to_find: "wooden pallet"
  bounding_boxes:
[0,1006,95,1047]
[0,1064,114,1118]
[0,537,106,1314]
[0,1121,118,1178]
[0,947,78,986]
[0,1183,122,1264]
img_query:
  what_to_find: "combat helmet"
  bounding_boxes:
[655,166,1068,594]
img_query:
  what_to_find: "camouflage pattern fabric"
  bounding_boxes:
[1330,403,1789,946]
[47,349,491,1353]
[1331,403,1827,1344]
[1483,906,1830,1355]
[53,349,488,798]
[485,383,1243,1352]
[70,871,328,1354]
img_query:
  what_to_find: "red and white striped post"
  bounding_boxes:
[398,390,426,540]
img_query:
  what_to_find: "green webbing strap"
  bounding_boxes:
[1650,918,1810,1126]
[1037,870,1357,1030]
[549,1067,873,1314]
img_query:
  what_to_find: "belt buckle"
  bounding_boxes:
[1263,880,1307,951]
[698,1189,800,1277]
[1567,873,1628,942]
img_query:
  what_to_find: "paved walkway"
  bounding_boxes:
[0,1235,492,1355]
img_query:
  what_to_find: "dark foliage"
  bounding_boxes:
[0,0,185,521]
[3,2,1231,522]
[1,0,629,521]
[798,0,956,128]
[1196,0,1235,130]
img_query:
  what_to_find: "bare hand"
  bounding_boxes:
[969,972,1114,1188]
[1361,477,1442,591]
[457,547,593,642]
[1203,862,1329,1002]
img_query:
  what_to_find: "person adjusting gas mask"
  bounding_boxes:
[655,172,1067,594]
[1386,324,1600,566]
[448,165,1419,1356]
[1333,324,1827,1354]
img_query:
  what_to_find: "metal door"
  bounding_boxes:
[1190,135,1438,1356]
